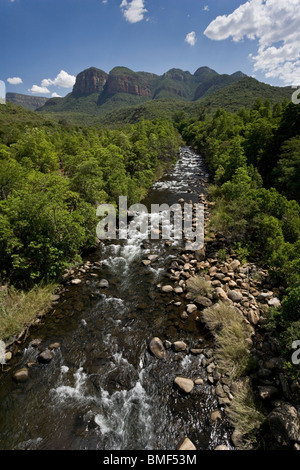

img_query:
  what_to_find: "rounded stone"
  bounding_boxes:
[13,367,29,383]
[149,337,165,359]
[174,376,194,394]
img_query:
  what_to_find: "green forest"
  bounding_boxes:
[178,99,300,373]
[0,97,300,380]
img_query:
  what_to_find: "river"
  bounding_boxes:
[0,147,233,451]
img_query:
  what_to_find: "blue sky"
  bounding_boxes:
[1,0,299,98]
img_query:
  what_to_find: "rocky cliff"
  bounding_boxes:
[72,67,108,95]
[6,93,49,111]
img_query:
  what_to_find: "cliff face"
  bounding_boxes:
[72,67,108,95]
[36,65,254,115]
[105,74,151,98]
[6,93,49,111]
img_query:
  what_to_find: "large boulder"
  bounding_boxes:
[174,376,194,394]
[266,402,300,446]
[149,337,165,359]
[228,290,243,303]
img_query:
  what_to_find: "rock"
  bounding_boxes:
[216,384,227,398]
[174,286,183,294]
[177,437,196,450]
[38,349,54,364]
[161,285,173,293]
[214,287,228,301]
[210,410,222,422]
[174,376,194,394]
[164,340,172,349]
[148,255,159,262]
[71,279,82,285]
[99,279,109,288]
[231,430,245,448]
[142,259,151,266]
[214,445,230,450]
[230,260,241,271]
[149,337,165,359]
[29,338,42,348]
[264,357,283,370]
[228,290,243,303]
[268,297,281,308]
[190,348,203,355]
[172,341,187,352]
[194,378,204,385]
[49,342,60,350]
[217,396,231,406]
[266,402,300,446]
[247,309,260,325]
[258,386,279,400]
[5,352,12,362]
[13,367,29,382]
[195,247,206,261]
[194,296,212,308]
[186,304,197,314]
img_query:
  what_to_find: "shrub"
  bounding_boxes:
[201,302,254,378]
[226,381,265,448]
[186,275,213,299]
[0,283,56,342]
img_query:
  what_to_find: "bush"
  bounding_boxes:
[226,381,265,448]
[201,302,254,378]
[186,275,213,299]
[281,286,300,322]
[0,283,56,342]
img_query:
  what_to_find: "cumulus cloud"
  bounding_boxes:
[185,31,197,46]
[41,70,76,89]
[204,0,300,85]
[7,77,23,85]
[120,0,147,24]
[29,85,50,95]
[51,92,62,98]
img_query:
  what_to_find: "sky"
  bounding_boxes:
[1,0,299,98]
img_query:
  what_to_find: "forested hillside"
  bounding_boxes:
[0,103,181,288]
[179,98,300,376]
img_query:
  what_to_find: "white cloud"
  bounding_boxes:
[204,0,300,85]
[51,92,62,98]
[29,85,50,95]
[120,0,147,24]
[41,70,76,89]
[7,77,23,85]
[203,5,209,11]
[185,31,197,46]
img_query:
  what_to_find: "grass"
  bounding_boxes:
[201,302,254,379]
[0,283,57,343]
[186,275,213,299]
[226,380,265,449]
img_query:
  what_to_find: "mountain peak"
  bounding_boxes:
[72,67,108,96]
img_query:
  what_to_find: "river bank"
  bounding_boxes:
[0,147,299,451]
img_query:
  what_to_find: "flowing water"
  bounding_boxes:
[0,147,232,451]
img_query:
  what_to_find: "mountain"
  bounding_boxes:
[6,93,49,111]
[37,65,248,115]
[35,65,291,121]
